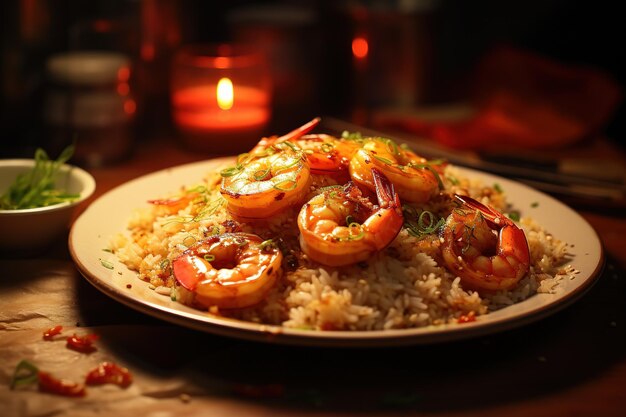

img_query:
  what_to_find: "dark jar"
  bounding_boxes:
[44,51,136,167]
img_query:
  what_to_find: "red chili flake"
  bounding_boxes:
[37,371,86,397]
[457,311,477,324]
[85,362,133,388]
[43,325,63,341]
[66,333,100,353]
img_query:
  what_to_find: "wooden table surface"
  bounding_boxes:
[1,135,625,417]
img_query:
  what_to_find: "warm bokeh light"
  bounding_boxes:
[352,36,368,59]
[117,82,130,96]
[117,66,130,82]
[124,99,136,115]
[217,77,234,110]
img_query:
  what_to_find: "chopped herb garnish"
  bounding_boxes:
[407,163,444,190]
[507,212,521,222]
[341,130,363,141]
[531,202,539,208]
[259,239,277,251]
[0,145,80,210]
[320,142,334,153]
[493,183,503,193]
[203,254,215,262]
[220,165,243,177]
[10,360,39,390]
[373,155,394,165]
[100,259,114,270]
[182,235,197,247]
[403,206,444,238]
[273,178,298,191]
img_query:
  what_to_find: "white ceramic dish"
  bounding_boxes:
[1,159,96,253]
[69,158,603,347]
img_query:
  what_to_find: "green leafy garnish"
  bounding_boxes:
[259,239,278,251]
[0,146,80,210]
[403,206,444,238]
[493,183,503,193]
[10,360,40,389]
[100,259,114,270]
[507,212,521,222]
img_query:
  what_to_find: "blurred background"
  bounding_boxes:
[1,0,624,164]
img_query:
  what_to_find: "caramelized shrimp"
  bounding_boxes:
[172,233,282,309]
[297,168,403,267]
[441,195,530,291]
[295,134,360,179]
[349,138,442,203]
[220,142,310,220]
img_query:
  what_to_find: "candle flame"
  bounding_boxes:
[217,77,234,110]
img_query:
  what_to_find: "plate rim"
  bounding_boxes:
[69,158,605,347]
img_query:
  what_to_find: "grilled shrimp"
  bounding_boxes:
[255,118,359,179]
[349,138,442,203]
[220,142,310,220]
[297,168,403,267]
[172,233,282,309]
[290,134,360,179]
[441,195,530,291]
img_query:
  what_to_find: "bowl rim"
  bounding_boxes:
[0,159,96,214]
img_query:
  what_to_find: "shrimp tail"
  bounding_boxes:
[278,117,321,142]
[371,168,402,214]
[454,194,510,228]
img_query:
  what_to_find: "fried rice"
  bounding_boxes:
[110,163,573,331]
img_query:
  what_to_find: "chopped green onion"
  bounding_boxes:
[220,165,243,177]
[403,207,444,238]
[259,239,277,250]
[203,254,215,262]
[507,212,521,222]
[273,179,298,191]
[408,163,444,190]
[320,142,334,153]
[253,167,271,181]
[373,155,394,165]
[493,183,503,193]
[100,259,114,270]
[10,360,39,390]
[346,222,365,241]
[182,235,197,247]
[0,145,80,210]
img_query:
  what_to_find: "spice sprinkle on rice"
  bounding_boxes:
[111,118,571,331]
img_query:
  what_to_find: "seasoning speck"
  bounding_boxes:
[180,393,191,403]
[126,284,132,289]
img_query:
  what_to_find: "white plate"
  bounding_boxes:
[69,158,603,347]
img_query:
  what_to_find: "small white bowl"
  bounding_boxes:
[0,159,96,254]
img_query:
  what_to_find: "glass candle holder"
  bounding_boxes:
[171,44,272,153]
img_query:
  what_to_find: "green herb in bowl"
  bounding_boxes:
[0,146,80,210]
